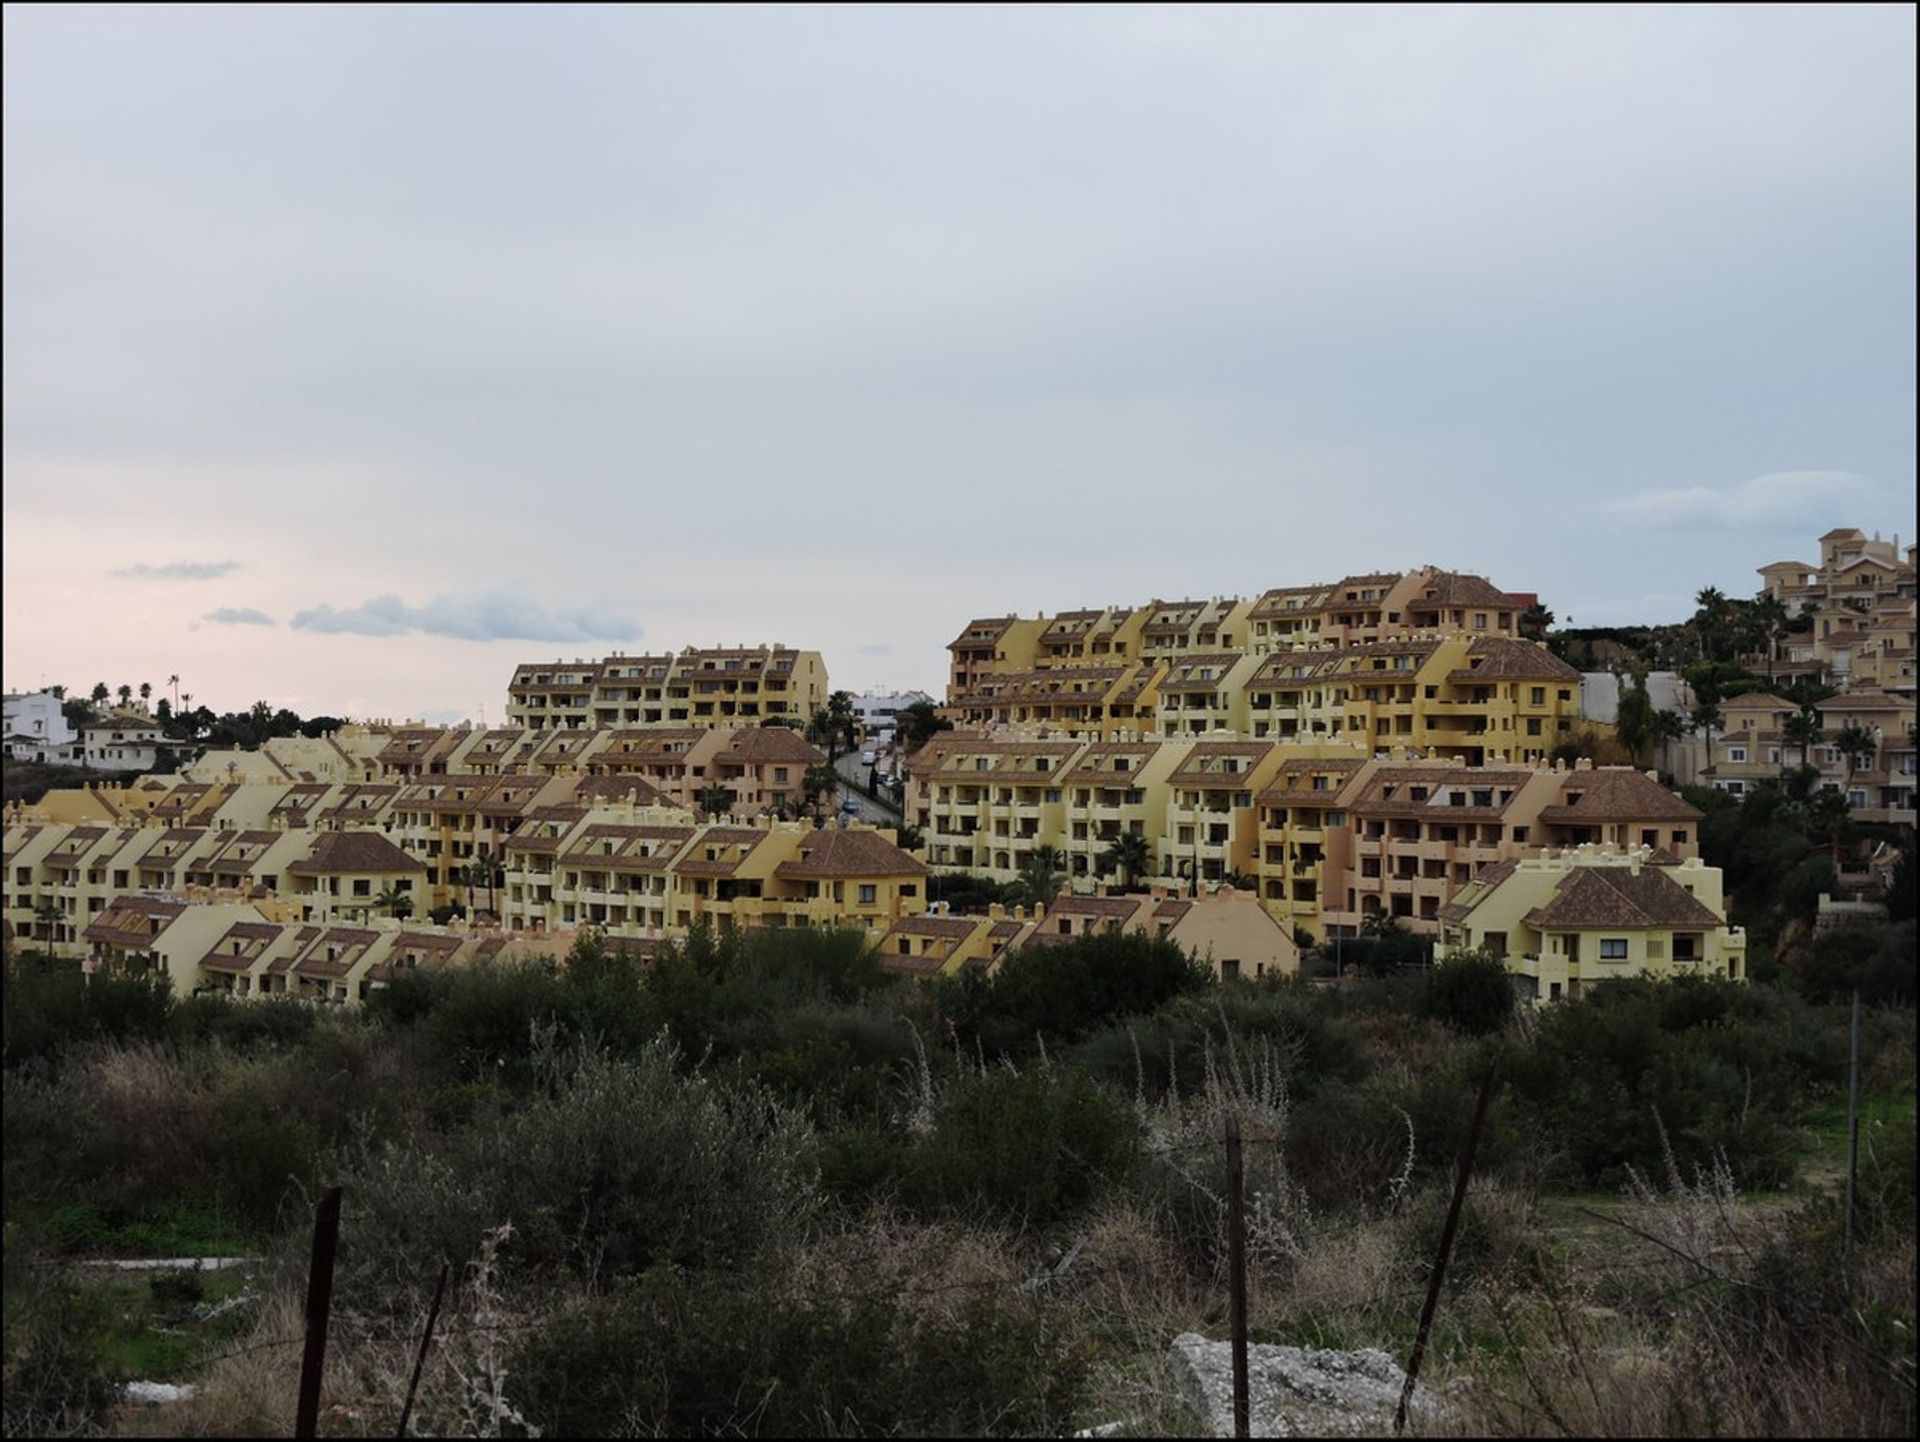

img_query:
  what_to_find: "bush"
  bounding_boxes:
[941,931,1209,1056]
[902,1066,1140,1228]
[507,1252,1089,1437]
[338,1036,818,1294]
[1424,951,1515,1036]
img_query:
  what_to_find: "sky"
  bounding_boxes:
[4,4,1914,724]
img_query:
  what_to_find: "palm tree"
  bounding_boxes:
[1017,844,1066,904]
[90,682,110,705]
[697,784,733,819]
[1649,709,1687,772]
[1808,788,1852,867]
[1783,708,1824,775]
[1519,603,1555,643]
[1749,594,1789,676]
[1833,723,1877,800]
[1100,831,1152,891]
[137,681,152,710]
[1690,702,1724,772]
[373,884,413,921]
[34,901,63,944]
[801,763,840,821]
[116,683,133,709]
[1693,587,1729,662]
[167,674,181,713]
[809,691,859,764]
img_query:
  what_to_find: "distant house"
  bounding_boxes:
[82,713,195,774]
[1438,845,1746,1003]
[3,690,80,764]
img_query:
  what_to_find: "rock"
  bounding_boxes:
[125,1381,196,1405]
[1168,1332,1444,1437]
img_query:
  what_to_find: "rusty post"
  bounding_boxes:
[1395,1059,1497,1434]
[295,1186,343,1439]
[1226,1113,1250,1439]
[396,1260,450,1438]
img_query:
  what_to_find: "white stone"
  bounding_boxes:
[1168,1332,1445,1437]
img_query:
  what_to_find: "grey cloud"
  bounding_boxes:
[115,560,241,580]
[289,591,641,643]
[203,606,276,626]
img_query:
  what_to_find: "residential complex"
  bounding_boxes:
[906,726,1700,942]
[943,569,1573,757]
[1756,528,1916,696]
[506,646,829,731]
[1438,846,1746,1002]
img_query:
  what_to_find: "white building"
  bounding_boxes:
[853,689,934,743]
[82,713,193,774]
[2,690,80,763]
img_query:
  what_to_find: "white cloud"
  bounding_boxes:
[1593,471,1886,530]
[289,591,641,643]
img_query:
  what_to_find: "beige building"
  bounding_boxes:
[1438,846,1746,1003]
[508,646,829,731]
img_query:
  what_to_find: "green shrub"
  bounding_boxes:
[338,1037,818,1293]
[1424,951,1515,1036]
[507,1258,1089,1437]
[904,1066,1139,1228]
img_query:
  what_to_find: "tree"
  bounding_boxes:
[1832,722,1876,796]
[1692,587,1729,662]
[1519,603,1555,642]
[33,900,63,943]
[809,691,859,764]
[167,674,180,713]
[115,683,133,709]
[1808,788,1852,867]
[801,764,840,820]
[1690,702,1724,770]
[373,885,414,921]
[1424,950,1514,1035]
[1017,844,1067,905]
[697,784,733,819]
[1782,708,1824,774]
[1649,708,1687,772]
[1100,831,1152,891]
[1749,593,1789,676]
[895,700,953,756]
[61,698,95,733]
[90,682,109,705]
[1614,671,1655,766]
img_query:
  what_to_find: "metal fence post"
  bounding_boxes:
[1396,1059,1498,1434]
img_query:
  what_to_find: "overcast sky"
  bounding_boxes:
[5,4,1914,723]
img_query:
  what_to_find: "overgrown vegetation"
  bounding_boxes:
[4,926,1912,1437]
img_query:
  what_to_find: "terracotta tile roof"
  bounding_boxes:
[1410,572,1521,610]
[717,728,826,764]
[1522,866,1724,930]
[1538,770,1701,823]
[1445,637,1582,683]
[285,832,425,876]
[1721,692,1796,710]
[948,617,1017,650]
[571,774,670,807]
[774,829,929,879]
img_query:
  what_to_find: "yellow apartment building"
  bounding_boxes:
[508,646,829,731]
[1437,846,1746,1002]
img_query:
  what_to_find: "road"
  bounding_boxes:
[831,749,904,824]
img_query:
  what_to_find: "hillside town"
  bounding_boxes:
[6,534,1911,1006]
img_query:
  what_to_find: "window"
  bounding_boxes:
[857,884,877,905]
[1599,938,1629,960]
[1729,747,1747,763]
